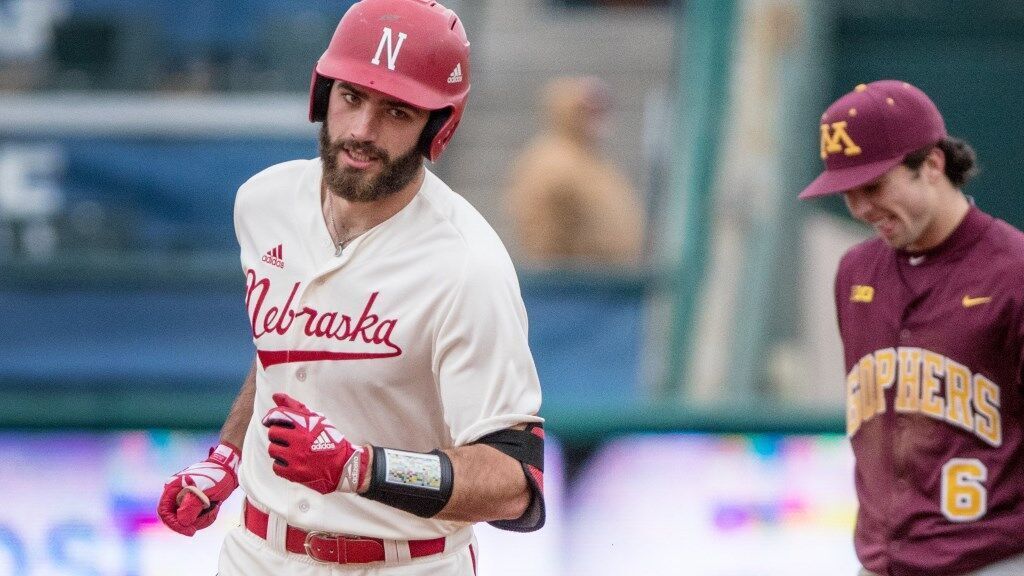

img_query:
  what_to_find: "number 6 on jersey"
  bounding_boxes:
[941,458,987,522]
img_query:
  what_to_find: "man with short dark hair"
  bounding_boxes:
[801,79,1024,576]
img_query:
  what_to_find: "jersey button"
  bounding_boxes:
[900,329,911,340]
[298,501,310,512]
[296,368,307,382]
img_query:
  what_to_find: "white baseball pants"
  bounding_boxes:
[218,525,478,576]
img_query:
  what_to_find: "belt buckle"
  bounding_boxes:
[303,530,340,563]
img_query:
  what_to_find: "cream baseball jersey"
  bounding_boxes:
[836,206,1024,576]
[233,158,543,541]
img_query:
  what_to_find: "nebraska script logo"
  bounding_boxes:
[245,269,402,368]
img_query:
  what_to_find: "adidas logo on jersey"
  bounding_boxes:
[262,244,284,269]
[311,431,336,452]
[447,63,463,84]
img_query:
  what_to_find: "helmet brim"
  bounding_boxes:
[316,59,467,113]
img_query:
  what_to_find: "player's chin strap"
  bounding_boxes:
[359,447,454,518]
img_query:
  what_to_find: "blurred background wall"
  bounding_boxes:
[1,0,1022,573]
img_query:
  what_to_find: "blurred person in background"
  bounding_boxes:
[506,75,645,268]
[155,1,545,574]
[800,80,1024,576]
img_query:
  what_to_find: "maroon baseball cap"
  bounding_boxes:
[799,80,947,199]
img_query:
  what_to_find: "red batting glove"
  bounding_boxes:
[157,442,240,536]
[262,392,369,494]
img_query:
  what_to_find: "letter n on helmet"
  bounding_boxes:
[308,0,472,162]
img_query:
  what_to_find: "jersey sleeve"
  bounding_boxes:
[433,254,543,446]
[233,186,248,272]
[233,174,261,273]
[834,254,847,335]
[1016,280,1024,390]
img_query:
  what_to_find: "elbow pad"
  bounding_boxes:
[476,423,546,532]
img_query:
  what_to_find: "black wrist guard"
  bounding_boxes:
[360,446,454,518]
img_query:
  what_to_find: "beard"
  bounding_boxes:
[319,123,423,203]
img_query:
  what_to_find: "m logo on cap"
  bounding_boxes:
[820,121,862,159]
[371,27,407,71]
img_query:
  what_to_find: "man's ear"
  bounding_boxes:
[924,146,947,183]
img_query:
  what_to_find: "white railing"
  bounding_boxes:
[0,92,311,138]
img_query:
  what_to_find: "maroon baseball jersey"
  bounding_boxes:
[835,206,1024,576]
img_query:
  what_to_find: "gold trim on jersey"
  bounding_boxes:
[847,347,1002,447]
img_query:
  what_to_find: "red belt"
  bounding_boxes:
[243,499,446,564]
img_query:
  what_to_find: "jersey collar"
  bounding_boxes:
[895,205,993,266]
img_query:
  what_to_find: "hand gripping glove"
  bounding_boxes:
[157,442,240,536]
[262,392,369,494]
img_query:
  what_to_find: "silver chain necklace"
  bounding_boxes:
[326,191,346,257]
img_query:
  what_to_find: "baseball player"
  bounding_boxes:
[801,80,1024,576]
[155,1,545,574]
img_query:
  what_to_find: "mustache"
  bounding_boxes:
[326,138,390,164]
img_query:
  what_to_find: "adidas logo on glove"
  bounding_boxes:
[311,430,337,452]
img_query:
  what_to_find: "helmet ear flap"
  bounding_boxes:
[418,108,453,160]
[311,76,334,123]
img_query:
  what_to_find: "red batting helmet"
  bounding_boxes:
[309,0,471,162]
